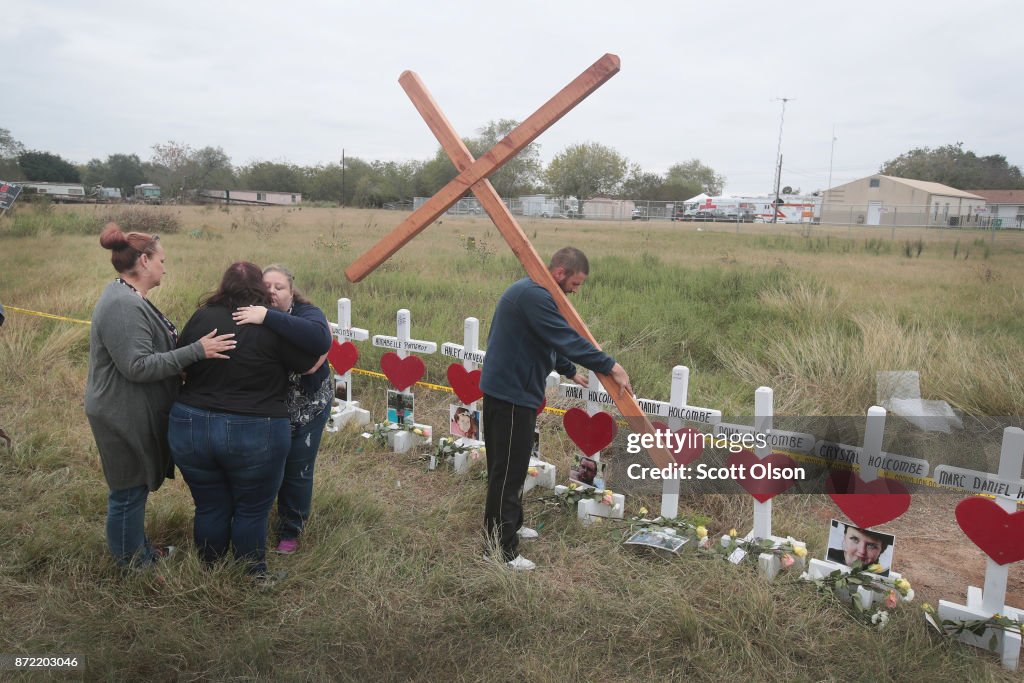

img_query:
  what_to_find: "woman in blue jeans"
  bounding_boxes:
[169,262,318,578]
[232,264,333,555]
[86,223,236,570]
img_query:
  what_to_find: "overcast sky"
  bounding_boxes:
[4,0,1021,195]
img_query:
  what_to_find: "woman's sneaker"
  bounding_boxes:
[275,539,299,555]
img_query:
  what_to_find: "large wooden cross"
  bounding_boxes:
[345,54,673,469]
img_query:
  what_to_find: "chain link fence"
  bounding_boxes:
[409,197,1024,231]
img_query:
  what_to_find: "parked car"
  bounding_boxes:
[631,208,649,221]
[721,210,755,223]
[691,210,721,221]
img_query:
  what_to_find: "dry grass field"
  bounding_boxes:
[1,203,1022,681]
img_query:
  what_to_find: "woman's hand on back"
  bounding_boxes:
[199,329,236,359]
[232,305,268,326]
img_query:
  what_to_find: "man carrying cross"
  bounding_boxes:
[480,247,633,570]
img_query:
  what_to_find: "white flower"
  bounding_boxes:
[799,571,811,581]
[902,589,915,602]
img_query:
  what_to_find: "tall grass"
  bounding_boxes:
[1,206,1022,680]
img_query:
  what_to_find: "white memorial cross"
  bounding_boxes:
[731,387,809,579]
[440,317,487,474]
[372,308,437,453]
[326,297,371,430]
[806,406,906,596]
[936,426,1024,670]
[554,370,624,523]
[810,405,930,481]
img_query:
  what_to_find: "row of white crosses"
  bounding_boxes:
[553,371,814,576]
[329,300,1021,669]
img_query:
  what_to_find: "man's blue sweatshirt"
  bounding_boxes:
[480,277,615,410]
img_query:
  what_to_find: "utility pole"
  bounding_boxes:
[772,97,793,224]
[826,126,837,225]
[341,148,346,207]
[827,126,837,192]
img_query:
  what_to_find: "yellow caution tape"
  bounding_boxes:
[5,306,91,325]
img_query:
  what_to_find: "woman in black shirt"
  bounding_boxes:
[169,262,317,579]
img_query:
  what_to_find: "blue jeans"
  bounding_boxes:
[275,405,331,541]
[106,484,157,568]
[168,402,290,575]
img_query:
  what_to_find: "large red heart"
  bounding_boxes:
[326,340,359,375]
[956,497,1024,566]
[651,421,705,465]
[446,363,483,404]
[726,449,800,503]
[562,408,617,456]
[825,471,911,529]
[379,352,425,391]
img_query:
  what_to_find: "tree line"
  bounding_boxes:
[0,123,725,208]
[2,125,1021,208]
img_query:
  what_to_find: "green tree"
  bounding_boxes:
[105,154,147,197]
[303,163,345,204]
[237,161,305,193]
[666,159,725,196]
[472,119,543,197]
[0,128,25,180]
[148,141,235,198]
[81,154,147,197]
[415,119,543,200]
[80,158,108,188]
[619,165,665,200]
[880,143,1024,189]
[545,142,628,216]
[18,150,81,182]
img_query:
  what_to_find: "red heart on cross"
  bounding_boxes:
[825,470,911,529]
[379,352,425,391]
[726,449,800,503]
[562,407,617,456]
[326,340,359,375]
[651,421,705,465]
[446,363,483,404]
[955,496,1024,566]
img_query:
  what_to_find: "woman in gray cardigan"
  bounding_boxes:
[85,223,236,569]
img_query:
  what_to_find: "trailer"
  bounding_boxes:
[21,182,88,203]
[94,186,123,202]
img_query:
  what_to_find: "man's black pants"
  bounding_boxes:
[482,394,537,561]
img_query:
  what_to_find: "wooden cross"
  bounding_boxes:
[345,54,672,469]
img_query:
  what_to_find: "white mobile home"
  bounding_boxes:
[22,182,87,202]
[200,189,301,206]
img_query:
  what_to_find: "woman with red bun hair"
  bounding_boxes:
[86,223,237,570]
